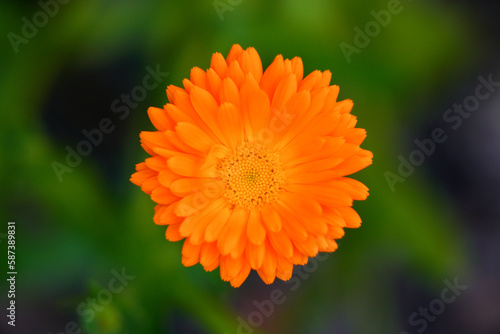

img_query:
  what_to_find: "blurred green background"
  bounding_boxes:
[2,0,499,333]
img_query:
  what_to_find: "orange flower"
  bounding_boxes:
[131,44,372,287]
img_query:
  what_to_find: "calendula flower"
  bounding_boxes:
[131,44,372,287]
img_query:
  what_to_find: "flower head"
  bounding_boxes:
[131,44,373,287]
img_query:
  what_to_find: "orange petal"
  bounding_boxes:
[176,122,215,153]
[279,192,322,216]
[248,90,271,139]
[218,102,243,149]
[219,77,240,108]
[336,206,362,228]
[279,134,324,164]
[190,86,226,143]
[330,113,357,137]
[219,255,230,281]
[271,73,298,111]
[272,203,308,241]
[165,130,202,157]
[230,262,251,288]
[230,234,247,259]
[323,207,347,228]
[317,235,338,252]
[287,170,341,185]
[226,44,244,64]
[285,157,343,176]
[238,47,263,83]
[168,155,216,178]
[151,187,179,205]
[211,52,228,78]
[246,241,265,269]
[145,156,167,171]
[153,203,182,225]
[325,178,369,201]
[224,254,244,279]
[256,240,277,284]
[327,225,345,239]
[273,90,312,150]
[179,197,227,234]
[315,70,332,89]
[276,255,294,281]
[152,146,189,160]
[246,209,266,245]
[328,149,373,177]
[304,110,342,139]
[181,238,201,267]
[218,207,249,255]
[293,235,318,257]
[174,190,216,217]
[298,70,322,91]
[168,86,217,140]
[333,99,354,115]
[135,161,149,171]
[286,136,345,168]
[344,128,367,146]
[170,178,221,197]
[130,165,156,187]
[320,85,340,113]
[141,177,160,195]
[278,195,327,236]
[182,78,194,94]
[291,245,308,265]
[165,223,184,241]
[260,55,285,100]
[157,169,178,188]
[190,198,227,244]
[140,131,170,150]
[283,59,293,76]
[147,107,173,131]
[204,204,232,242]
[287,183,353,207]
[201,144,230,171]
[164,103,195,124]
[277,86,328,154]
[240,73,261,141]
[261,204,282,232]
[166,84,184,103]
[200,242,220,272]
[268,229,293,259]
[190,67,207,90]
[226,60,245,87]
[290,57,304,82]
[207,68,222,101]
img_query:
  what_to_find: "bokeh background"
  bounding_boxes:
[1,0,500,333]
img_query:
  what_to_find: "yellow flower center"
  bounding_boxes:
[217,142,285,210]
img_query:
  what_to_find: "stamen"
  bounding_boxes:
[216,142,285,210]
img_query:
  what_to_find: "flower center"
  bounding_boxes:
[217,142,285,210]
